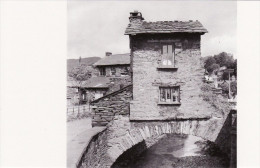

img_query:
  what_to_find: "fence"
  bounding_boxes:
[67,104,91,119]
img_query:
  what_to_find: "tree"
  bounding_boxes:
[68,65,93,86]
[206,63,220,74]
[213,52,234,68]
[204,56,216,70]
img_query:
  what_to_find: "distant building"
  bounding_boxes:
[77,53,132,104]
[79,77,110,104]
[67,80,80,106]
[93,53,130,77]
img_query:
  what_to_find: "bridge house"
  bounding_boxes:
[126,11,209,121]
[91,10,212,125]
[80,11,236,168]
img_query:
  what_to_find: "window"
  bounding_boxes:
[121,67,129,76]
[100,67,106,76]
[82,92,86,100]
[159,86,180,103]
[162,44,175,66]
[111,67,116,76]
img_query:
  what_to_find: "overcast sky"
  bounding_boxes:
[68,1,237,59]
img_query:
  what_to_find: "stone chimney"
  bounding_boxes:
[105,52,112,57]
[129,10,144,23]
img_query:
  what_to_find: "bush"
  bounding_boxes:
[230,81,237,96]
[220,82,229,94]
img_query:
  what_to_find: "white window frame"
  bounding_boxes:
[159,86,180,103]
[162,44,175,66]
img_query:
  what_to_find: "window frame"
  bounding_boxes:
[161,43,175,66]
[99,67,106,76]
[158,86,181,105]
[110,67,116,76]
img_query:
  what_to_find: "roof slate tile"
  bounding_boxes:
[125,20,207,35]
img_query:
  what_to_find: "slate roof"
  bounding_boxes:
[81,77,110,89]
[125,20,208,35]
[93,53,130,66]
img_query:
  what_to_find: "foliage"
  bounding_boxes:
[200,83,231,117]
[220,82,229,94]
[221,71,229,81]
[219,81,237,97]
[203,52,237,77]
[230,81,237,96]
[68,65,93,84]
[207,63,220,74]
[213,52,234,68]
[230,59,237,77]
[204,57,216,70]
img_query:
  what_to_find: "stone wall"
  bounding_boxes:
[79,129,109,168]
[107,76,132,94]
[79,111,234,168]
[130,33,216,120]
[91,85,133,127]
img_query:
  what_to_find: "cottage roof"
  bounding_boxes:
[93,53,130,66]
[81,77,110,89]
[125,20,208,35]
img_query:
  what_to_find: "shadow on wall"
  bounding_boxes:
[111,140,148,168]
[214,110,237,168]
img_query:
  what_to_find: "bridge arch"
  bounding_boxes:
[106,118,225,167]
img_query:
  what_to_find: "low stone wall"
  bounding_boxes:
[91,85,133,127]
[79,129,109,168]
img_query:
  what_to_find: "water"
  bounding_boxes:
[113,134,229,168]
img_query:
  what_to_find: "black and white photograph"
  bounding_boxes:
[67,1,237,168]
[1,0,260,168]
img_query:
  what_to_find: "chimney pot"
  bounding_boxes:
[129,10,144,22]
[106,52,112,56]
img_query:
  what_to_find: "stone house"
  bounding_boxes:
[125,11,209,120]
[78,53,132,105]
[93,52,130,77]
[91,11,212,125]
[79,77,110,104]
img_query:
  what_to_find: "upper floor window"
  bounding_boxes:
[111,67,116,76]
[159,86,180,103]
[100,67,106,76]
[162,44,175,66]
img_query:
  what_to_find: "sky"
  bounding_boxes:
[68,1,237,59]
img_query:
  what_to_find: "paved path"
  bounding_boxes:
[67,118,106,168]
[67,118,92,142]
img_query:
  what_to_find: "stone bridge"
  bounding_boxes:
[78,109,236,168]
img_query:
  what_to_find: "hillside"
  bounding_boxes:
[67,57,101,72]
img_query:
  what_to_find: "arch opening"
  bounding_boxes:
[112,133,230,168]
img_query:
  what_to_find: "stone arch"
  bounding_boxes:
[106,118,225,167]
